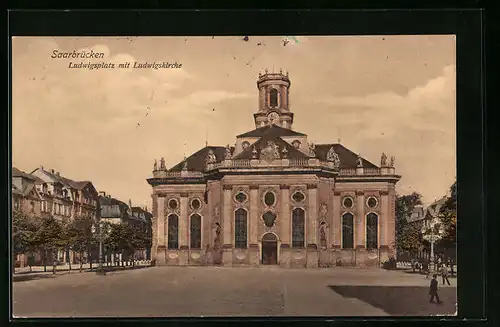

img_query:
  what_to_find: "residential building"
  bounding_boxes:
[12,167,44,267]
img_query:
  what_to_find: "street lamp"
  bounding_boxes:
[95,202,106,276]
[421,203,444,275]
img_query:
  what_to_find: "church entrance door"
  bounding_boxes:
[261,233,278,265]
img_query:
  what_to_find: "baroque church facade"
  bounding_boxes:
[147,70,401,267]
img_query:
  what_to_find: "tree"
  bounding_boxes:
[37,216,66,274]
[66,215,95,272]
[12,211,42,272]
[395,192,424,253]
[437,181,457,250]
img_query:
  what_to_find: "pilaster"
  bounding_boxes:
[280,184,291,245]
[222,185,233,248]
[307,184,318,247]
[380,190,389,247]
[179,193,189,248]
[333,191,341,247]
[249,184,259,245]
[157,196,165,248]
[356,190,365,247]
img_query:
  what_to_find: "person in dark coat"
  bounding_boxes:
[429,274,442,304]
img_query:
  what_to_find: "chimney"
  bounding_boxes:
[51,169,55,174]
[56,172,60,176]
[99,191,106,197]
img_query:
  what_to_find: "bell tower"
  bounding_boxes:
[254,68,294,129]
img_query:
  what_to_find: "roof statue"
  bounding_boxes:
[205,149,216,164]
[356,154,363,168]
[153,159,158,171]
[326,146,340,168]
[390,155,395,167]
[160,157,166,170]
[224,144,232,159]
[381,152,388,167]
[182,159,188,171]
[308,142,316,157]
[281,146,288,159]
[252,146,258,159]
[260,141,280,161]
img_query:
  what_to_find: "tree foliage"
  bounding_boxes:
[437,181,457,248]
[395,192,424,252]
[12,211,41,258]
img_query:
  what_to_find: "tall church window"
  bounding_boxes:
[234,208,247,248]
[270,88,278,107]
[292,208,305,248]
[167,214,179,249]
[342,213,354,249]
[190,214,202,249]
[366,213,379,249]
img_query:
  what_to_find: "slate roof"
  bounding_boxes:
[236,125,306,138]
[35,168,96,193]
[315,144,378,169]
[169,146,230,172]
[99,195,128,219]
[12,167,43,183]
[12,167,43,198]
[233,134,309,160]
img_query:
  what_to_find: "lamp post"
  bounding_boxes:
[421,204,444,275]
[96,202,106,276]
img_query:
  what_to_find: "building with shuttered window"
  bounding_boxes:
[147,70,401,267]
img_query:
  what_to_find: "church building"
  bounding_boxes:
[147,70,401,267]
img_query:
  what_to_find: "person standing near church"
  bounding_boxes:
[429,274,442,304]
[441,263,451,285]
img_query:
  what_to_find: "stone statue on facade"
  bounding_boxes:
[160,157,166,170]
[308,142,316,157]
[153,159,158,171]
[224,144,232,159]
[381,152,388,167]
[205,149,216,164]
[261,141,280,161]
[212,222,221,250]
[326,146,340,168]
[390,155,395,167]
[356,154,363,168]
[319,222,328,250]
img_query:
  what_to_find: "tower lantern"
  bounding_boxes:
[254,69,294,129]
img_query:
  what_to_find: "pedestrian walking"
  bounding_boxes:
[449,260,455,277]
[441,263,451,285]
[429,274,443,304]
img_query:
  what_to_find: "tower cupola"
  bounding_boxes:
[254,69,294,129]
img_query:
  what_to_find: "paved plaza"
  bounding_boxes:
[12,267,456,318]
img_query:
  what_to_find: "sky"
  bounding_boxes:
[11,35,456,208]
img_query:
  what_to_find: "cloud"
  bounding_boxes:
[12,36,456,208]
[317,65,456,204]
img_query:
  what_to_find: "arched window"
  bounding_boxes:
[167,214,179,249]
[366,213,379,249]
[292,208,305,248]
[342,213,354,249]
[270,88,278,107]
[190,214,202,249]
[234,208,247,248]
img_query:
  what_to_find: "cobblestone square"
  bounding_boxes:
[13,267,457,317]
